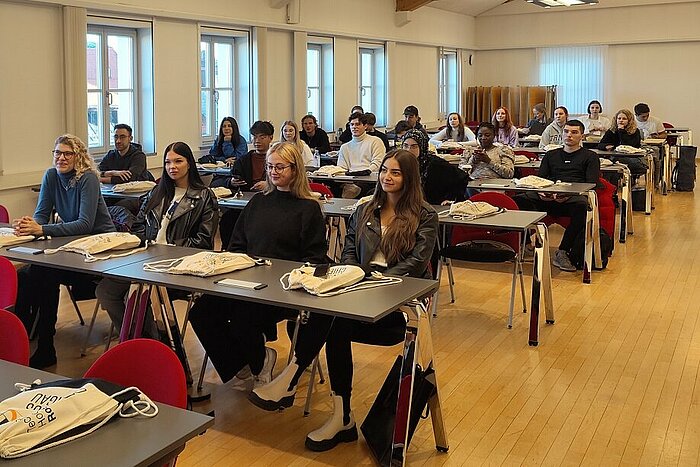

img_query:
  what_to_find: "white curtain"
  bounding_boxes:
[538,45,606,115]
[63,6,88,140]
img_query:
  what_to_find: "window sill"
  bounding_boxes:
[0,171,45,191]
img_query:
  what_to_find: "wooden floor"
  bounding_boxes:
[50,188,700,466]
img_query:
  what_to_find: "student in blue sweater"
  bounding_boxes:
[201,116,248,165]
[12,134,114,369]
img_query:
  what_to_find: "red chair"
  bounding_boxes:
[84,338,187,409]
[466,121,480,133]
[439,192,526,327]
[0,309,30,365]
[0,256,18,310]
[663,122,677,146]
[309,182,334,199]
[0,205,9,223]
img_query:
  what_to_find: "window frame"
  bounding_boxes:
[86,25,139,155]
[306,43,323,124]
[358,42,386,127]
[439,48,459,119]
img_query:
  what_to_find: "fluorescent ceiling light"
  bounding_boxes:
[527,0,598,7]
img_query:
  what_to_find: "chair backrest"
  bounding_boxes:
[0,205,8,223]
[663,122,674,129]
[84,339,187,408]
[0,256,18,310]
[0,308,30,365]
[450,192,521,252]
[309,182,334,198]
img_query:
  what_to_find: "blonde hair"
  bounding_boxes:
[612,109,638,135]
[54,134,96,180]
[280,120,306,154]
[263,142,316,201]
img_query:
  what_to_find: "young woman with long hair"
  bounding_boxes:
[280,120,314,165]
[96,141,219,339]
[203,116,247,164]
[250,149,439,452]
[429,112,476,147]
[491,106,519,147]
[188,141,327,390]
[598,108,646,175]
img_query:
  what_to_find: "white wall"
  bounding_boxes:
[472,2,700,133]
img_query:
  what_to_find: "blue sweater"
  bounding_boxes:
[207,138,248,162]
[34,168,115,237]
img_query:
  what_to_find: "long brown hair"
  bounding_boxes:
[359,149,424,266]
[612,109,638,135]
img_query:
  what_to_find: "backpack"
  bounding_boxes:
[672,145,697,192]
[568,227,613,270]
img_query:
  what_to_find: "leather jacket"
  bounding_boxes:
[132,186,219,249]
[341,201,438,278]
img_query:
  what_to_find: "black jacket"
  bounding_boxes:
[422,155,468,205]
[132,186,219,249]
[341,201,438,278]
[598,128,642,150]
[231,150,266,191]
[300,128,332,154]
[98,143,153,184]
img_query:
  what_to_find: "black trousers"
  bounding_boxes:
[293,311,406,400]
[14,264,98,346]
[188,294,295,383]
[514,192,588,252]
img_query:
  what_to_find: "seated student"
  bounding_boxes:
[280,120,314,165]
[12,134,115,368]
[515,120,600,272]
[338,105,364,143]
[95,142,219,339]
[523,103,550,136]
[336,112,386,198]
[492,107,519,147]
[201,117,248,165]
[402,129,467,205]
[249,149,438,452]
[539,106,569,149]
[218,120,275,247]
[300,114,331,154]
[599,108,647,175]
[189,142,327,390]
[465,122,515,184]
[403,105,429,136]
[634,102,667,139]
[393,120,411,146]
[98,123,152,185]
[429,112,476,147]
[364,112,390,151]
[580,100,611,138]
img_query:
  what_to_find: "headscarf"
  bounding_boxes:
[402,129,433,183]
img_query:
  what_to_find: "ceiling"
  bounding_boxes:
[426,0,693,17]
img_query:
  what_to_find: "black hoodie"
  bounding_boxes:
[98,142,153,184]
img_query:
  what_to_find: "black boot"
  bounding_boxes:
[30,338,57,369]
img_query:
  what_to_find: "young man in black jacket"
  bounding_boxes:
[98,124,152,184]
[515,119,600,272]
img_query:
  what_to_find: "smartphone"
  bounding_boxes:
[214,278,267,290]
[8,246,44,255]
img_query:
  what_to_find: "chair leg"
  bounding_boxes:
[288,313,302,365]
[508,261,517,329]
[197,353,208,391]
[518,259,527,313]
[81,300,102,357]
[104,324,114,352]
[180,293,199,339]
[446,259,455,303]
[65,284,85,326]
[304,355,321,417]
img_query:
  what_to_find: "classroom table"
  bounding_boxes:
[665,127,692,146]
[100,184,152,200]
[514,160,634,244]
[0,360,214,467]
[468,179,600,283]
[307,172,378,184]
[102,246,447,466]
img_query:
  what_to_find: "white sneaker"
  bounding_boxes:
[230,365,254,392]
[253,347,277,388]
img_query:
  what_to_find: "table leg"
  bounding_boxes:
[528,224,554,346]
[645,154,653,215]
[153,286,194,386]
[619,167,632,242]
[661,143,670,195]
[390,300,449,466]
[589,192,603,270]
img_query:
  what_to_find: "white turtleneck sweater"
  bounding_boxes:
[337,132,386,172]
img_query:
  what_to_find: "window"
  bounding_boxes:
[538,46,606,115]
[359,43,386,126]
[87,26,138,153]
[200,30,250,143]
[306,37,334,131]
[439,49,459,118]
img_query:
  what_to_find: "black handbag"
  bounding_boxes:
[360,355,436,465]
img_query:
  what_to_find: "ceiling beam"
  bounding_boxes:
[396,0,434,12]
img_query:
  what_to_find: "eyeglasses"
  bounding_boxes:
[401,143,420,151]
[113,135,130,140]
[52,150,76,159]
[266,163,293,173]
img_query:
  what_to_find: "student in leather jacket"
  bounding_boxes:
[250,149,439,453]
[96,142,219,339]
